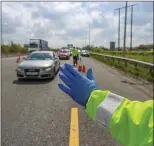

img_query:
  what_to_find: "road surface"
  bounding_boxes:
[2,57,153,146]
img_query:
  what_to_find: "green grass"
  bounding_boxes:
[124,55,153,63]
[91,54,154,82]
[92,51,153,63]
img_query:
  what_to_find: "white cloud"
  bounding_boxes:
[2,2,153,48]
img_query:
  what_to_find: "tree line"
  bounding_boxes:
[1,41,59,55]
[1,41,153,55]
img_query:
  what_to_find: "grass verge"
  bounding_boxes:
[90,53,154,82]
[91,51,153,63]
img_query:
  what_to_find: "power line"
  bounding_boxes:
[114,4,138,11]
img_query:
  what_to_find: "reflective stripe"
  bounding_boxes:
[95,92,124,130]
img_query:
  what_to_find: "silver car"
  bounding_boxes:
[81,50,90,57]
[16,51,60,80]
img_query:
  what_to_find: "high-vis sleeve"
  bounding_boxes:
[85,90,153,146]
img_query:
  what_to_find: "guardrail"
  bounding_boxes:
[90,52,154,80]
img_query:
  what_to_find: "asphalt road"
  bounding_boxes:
[2,56,153,146]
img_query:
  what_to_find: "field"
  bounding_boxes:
[91,49,153,63]
[90,49,153,82]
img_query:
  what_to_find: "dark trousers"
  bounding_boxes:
[73,56,78,66]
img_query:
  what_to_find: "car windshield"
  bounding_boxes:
[27,53,52,60]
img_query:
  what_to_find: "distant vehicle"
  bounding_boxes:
[81,50,90,57]
[78,49,81,53]
[16,51,60,80]
[28,39,48,53]
[68,48,73,56]
[58,49,70,60]
[65,49,71,56]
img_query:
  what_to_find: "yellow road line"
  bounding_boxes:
[69,108,79,146]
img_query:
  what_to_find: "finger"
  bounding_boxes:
[58,83,72,97]
[59,74,72,88]
[60,66,74,80]
[86,68,95,80]
[65,63,81,77]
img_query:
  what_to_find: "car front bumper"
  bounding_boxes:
[16,68,54,79]
[59,55,70,59]
[81,53,90,57]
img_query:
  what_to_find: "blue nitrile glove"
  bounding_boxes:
[58,63,98,107]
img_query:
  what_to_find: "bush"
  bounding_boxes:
[1,41,28,55]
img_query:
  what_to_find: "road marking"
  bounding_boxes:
[69,108,79,146]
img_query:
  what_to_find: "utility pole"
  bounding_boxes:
[88,1,91,50]
[118,9,120,51]
[88,23,90,49]
[114,8,122,51]
[85,31,87,47]
[114,3,138,54]
[130,6,133,51]
[130,4,138,51]
[123,1,128,57]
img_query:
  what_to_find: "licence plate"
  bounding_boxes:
[26,72,38,75]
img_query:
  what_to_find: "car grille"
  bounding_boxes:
[24,68,40,76]
[24,69,40,72]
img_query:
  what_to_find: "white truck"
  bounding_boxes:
[28,39,48,53]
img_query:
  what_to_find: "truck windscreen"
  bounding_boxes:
[29,43,38,48]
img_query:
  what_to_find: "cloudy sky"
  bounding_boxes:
[2,1,153,48]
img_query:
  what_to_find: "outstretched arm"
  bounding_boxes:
[86,90,153,146]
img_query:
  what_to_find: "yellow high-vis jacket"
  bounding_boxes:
[72,48,79,57]
[86,90,153,146]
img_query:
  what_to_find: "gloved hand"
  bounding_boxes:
[58,63,98,107]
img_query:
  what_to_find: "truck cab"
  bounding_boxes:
[28,39,48,53]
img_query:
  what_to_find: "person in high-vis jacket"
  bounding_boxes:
[72,47,79,66]
[58,63,153,146]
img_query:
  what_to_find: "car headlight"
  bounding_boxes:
[17,67,24,71]
[42,66,52,71]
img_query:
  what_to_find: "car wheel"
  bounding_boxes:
[50,68,55,80]
[58,63,60,71]
[18,78,23,81]
[18,78,21,81]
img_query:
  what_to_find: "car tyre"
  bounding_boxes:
[53,67,56,77]
[58,62,60,72]
[18,78,23,81]
[49,68,55,80]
